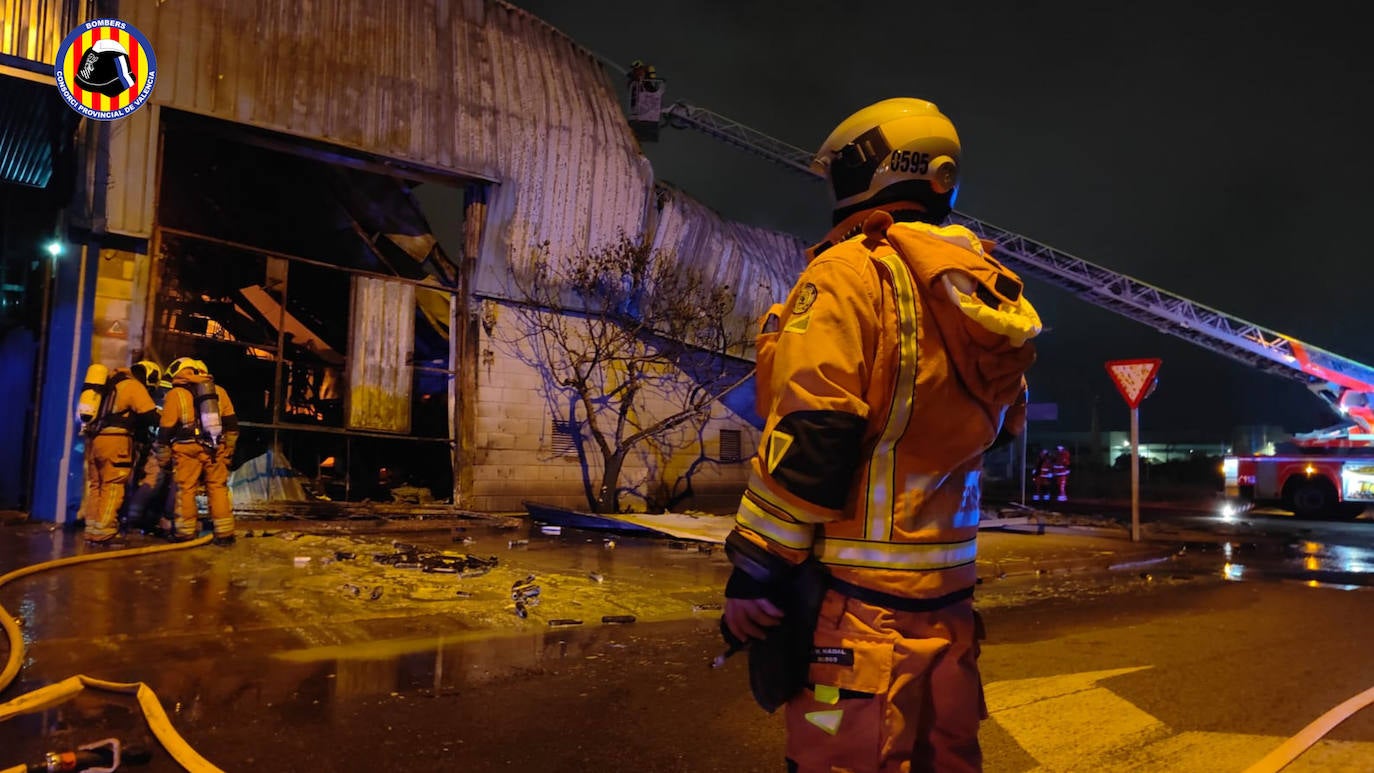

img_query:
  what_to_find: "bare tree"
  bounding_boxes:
[505,234,755,513]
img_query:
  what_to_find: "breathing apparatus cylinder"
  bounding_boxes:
[76,363,110,425]
[192,378,223,447]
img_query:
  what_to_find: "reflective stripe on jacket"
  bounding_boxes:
[733,209,1041,601]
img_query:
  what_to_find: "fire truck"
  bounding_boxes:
[613,63,1374,520]
[1219,342,1374,519]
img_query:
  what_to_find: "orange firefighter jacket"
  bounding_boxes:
[159,372,238,446]
[94,369,158,435]
[732,210,1041,601]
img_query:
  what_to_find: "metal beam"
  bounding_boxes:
[657,99,1374,409]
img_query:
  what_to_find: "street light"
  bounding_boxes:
[45,240,63,258]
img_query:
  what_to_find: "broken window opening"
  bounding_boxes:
[153,117,475,503]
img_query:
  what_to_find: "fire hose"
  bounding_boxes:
[1,535,224,772]
[1241,683,1374,773]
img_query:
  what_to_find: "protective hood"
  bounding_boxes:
[865,210,1040,408]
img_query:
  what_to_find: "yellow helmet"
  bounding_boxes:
[812,98,961,224]
[167,356,207,379]
[130,360,161,389]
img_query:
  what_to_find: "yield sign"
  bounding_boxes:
[1106,359,1161,408]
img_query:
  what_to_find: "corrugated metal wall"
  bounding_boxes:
[105,0,653,268]
[649,182,807,349]
[0,0,89,64]
[101,0,805,333]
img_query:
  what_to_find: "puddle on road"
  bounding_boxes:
[2,520,734,645]
[6,519,1374,768]
[1176,538,1374,589]
[1,520,734,769]
[1,609,724,771]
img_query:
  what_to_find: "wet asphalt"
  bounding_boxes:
[1,512,1372,771]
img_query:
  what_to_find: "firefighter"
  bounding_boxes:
[721,98,1042,773]
[123,360,172,532]
[1052,444,1072,502]
[1032,448,1054,501]
[78,362,159,544]
[154,357,239,544]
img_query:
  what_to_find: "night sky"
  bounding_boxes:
[510,0,1373,440]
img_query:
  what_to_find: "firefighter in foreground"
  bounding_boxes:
[721,98,1042,772]
[154,357,239,544]
[76,361,159,544]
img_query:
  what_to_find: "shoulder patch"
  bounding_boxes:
[793,283,818,314]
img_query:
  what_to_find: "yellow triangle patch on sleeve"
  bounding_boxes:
[783,314,811,334]
[805,709,844,736]
[767,430,794,474]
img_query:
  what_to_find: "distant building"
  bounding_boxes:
[1015,429,1231,468]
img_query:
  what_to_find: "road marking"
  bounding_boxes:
[984,668,1374,772]
[986,667,1167,770]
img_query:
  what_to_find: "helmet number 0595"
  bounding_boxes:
[889,150,930,174]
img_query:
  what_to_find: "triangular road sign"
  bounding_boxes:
[1106,359,1161,408]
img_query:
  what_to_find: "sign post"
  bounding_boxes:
[1105,359,1162,542]
[1020,428,1028,506]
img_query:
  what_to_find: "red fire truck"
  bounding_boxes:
[1222,342,1374,519]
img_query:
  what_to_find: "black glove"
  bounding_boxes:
[722,532,829,713]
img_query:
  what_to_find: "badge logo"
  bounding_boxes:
[793,283,818,314]
[54,18,157,121]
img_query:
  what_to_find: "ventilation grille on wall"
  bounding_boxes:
[551,419,579,456]
[720,429,743,464]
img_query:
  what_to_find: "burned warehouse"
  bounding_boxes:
[1,0,806,520]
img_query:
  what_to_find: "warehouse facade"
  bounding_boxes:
[4,0,807,518]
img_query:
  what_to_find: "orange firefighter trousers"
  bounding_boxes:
[785,591,985,773]
[171,442,234,539]
[84,434,136,541]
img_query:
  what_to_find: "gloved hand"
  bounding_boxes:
[724,596,785,643]
[721,533,830,714]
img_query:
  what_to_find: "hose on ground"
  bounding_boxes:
[0,534,225,772]
[1241,683,1374,773]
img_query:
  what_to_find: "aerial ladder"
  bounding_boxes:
[656,100,1374,438]
[611,58,1374,516]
